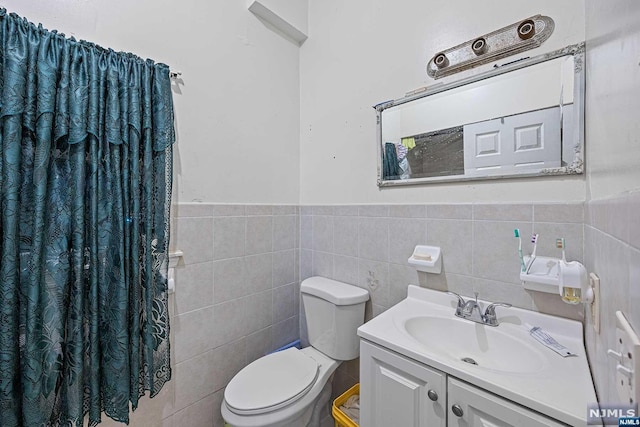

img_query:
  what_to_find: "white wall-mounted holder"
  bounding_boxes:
[167,250,184,295]
[608,311,640,406]
[520,256,593,305]
[408,245,441,274]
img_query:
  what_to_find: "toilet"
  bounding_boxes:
[221,276,369,427]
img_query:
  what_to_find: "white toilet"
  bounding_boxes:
[221,276,369,427]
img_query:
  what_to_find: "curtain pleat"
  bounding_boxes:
[0,9,174,426]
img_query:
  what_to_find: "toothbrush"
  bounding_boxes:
[525,233,539,273]
[530,234,539,259]
[556,238,566,262]
[514,229,526,272]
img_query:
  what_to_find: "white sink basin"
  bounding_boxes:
[403,316,548,374]
[357,285,598,427]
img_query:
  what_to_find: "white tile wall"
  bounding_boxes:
[116,201,592,426]
[584,191,640,403]
[300,202,587,398]
[106,203,303,427]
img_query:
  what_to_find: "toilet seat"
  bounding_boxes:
[224,348,320,416]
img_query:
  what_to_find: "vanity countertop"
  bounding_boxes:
[358,285,598,426]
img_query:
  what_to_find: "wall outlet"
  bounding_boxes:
[608,311,640,405]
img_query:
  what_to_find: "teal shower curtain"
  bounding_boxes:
[0,10,174,427]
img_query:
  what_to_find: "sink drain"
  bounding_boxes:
[461,357,478,365]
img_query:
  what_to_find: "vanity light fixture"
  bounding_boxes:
[471,38,487,55]
[426,14,555,79]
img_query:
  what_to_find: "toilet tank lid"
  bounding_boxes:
[301,276,369,305]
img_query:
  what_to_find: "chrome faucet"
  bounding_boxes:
[446,292,512,327]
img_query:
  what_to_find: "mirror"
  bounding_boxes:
[377,43,584,186]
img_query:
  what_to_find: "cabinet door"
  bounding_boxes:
[360,341,446,427]
[447,378,567,427]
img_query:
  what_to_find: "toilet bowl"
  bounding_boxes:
[221,277,369,427]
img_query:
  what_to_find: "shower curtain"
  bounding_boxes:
[0,9,174,426]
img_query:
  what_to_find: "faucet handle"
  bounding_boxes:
[446,291,466,308]
[484,302,512,326]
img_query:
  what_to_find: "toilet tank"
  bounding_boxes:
[301,277,369,361]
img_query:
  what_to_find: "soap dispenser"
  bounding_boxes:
[559,261,592,304]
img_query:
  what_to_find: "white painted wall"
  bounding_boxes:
[250,0,309,36]
[3,0,302,204]
[300,0,586,204]
[585,0,640,200]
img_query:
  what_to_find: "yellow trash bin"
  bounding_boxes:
[332,383,360,427]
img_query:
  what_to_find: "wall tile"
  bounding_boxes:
[176,203,214,218]
[273,316,299,349]
[212,299,247,348]
[174,262,214,315]
[300,215,313,250]
[358,217,389,262]
[246,327,273,364]
[213,217,246,260]
[213,205,246,217]
[628,191,640,250]
[389,205,426,218]
[358,259,389,307]
[426,219,472,275]
[529,291,583,321]
[534,203,584,223]
[212,339,247,392]
[273,283,296,323]
[532,222,584,263]
[246,205,273,216]
[334,255,359,285]
[334,205,359,216]
[389,218,427,265]
[173,307,215,364]
[425,273,475,296]
[273,250,296,287]
[300,249,313,281]
[473,220,533,285]
[388,264,418,306]
[273,215,296,251]
[213,258,247,303]
[245,216,273,255]
[473,204,533,221]
[313,206,335,216]
[174,351,215,412]
[175,217,213,265]
[312,215,334,252]
[471,278,533,311]
[273,205,296,215]
[99,379,174,426]
[173,394,216,427]
[312,251,334,279]
[358,205,389,217]
[427,204,472,220]
[244,290,273,334]
[300,206,313,216]
[245,253,273,294]
[334,216,359,257]
[212,389,225,427]
[628,246,640,334]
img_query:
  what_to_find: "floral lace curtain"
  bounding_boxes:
[0,9,174,426]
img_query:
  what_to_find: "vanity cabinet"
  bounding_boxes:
[360,341,566,427]
[360,340,446,427]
